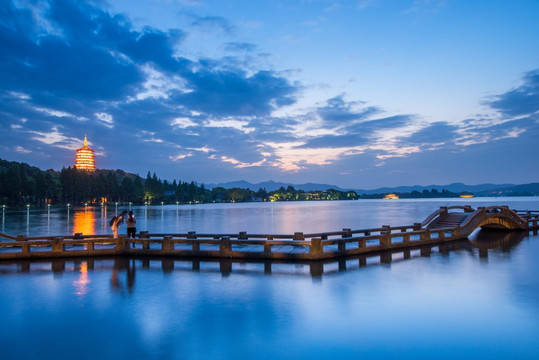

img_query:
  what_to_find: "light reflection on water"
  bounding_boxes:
[0,198,538,360]
[2,197,539,237]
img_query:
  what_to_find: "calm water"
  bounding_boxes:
[1,198,539,359]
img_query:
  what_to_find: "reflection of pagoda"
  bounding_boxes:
[74,135,96,171]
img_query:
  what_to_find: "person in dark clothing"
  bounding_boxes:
[126,210,137,247]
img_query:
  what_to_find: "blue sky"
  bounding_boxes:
[1,0,538,189]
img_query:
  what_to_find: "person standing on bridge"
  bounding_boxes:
[110,210,128,238]
[126,210,137,247]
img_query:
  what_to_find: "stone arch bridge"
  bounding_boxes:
[420,205,533,238]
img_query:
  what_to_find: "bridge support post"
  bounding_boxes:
[420,247,431,257]
[52,260,65,273]
[310,262,323,278]
[380,252,392,264]
[162,259,174,273]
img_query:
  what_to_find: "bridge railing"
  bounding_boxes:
[1,204,535,261]
[514,210,539,228]
[0,224,464,261]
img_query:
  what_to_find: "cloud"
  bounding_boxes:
[15,146,31,153]
[223,42,257,53]
[171,117,198,128]
[95,112,113,127]
[191,16,234,33]
[169,153,193,161]
[204,118,255,134]
[175,69,297,117]
[219,155,266,168]
[28,126,82,150]
[483,69,539,118]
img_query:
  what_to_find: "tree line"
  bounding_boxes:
[0,159,359,206]
[1,158,469,207]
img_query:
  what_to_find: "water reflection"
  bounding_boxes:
[73,261,90,296]
[72,208,97,235]
[470,228,529,259]
[111,258,136,294]
[0,229,531,284]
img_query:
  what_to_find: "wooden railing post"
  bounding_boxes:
[52,237,64,252]
[188,231,198,252]
[358,237,366,248]
[380,225,391,246]
[420,229,430,241]
[139,231,150,249]
[162,236,173,252]
[310,237,322,257]
[264,236,273,256]
[293,232,304,240]
[220,236,231,256]
[116,235,128,251]
[339,229,350,252]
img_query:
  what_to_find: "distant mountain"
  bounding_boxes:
[355,183,517,195]
[205,180,349,192]
[205,180,539,196]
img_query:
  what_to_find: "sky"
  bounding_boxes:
[1,0,538,189]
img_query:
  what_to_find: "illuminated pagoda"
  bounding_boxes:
[74,135,96,171]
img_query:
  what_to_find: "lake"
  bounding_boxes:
[1,198,539,359]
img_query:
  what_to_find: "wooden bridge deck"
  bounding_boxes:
[0,205,537,262]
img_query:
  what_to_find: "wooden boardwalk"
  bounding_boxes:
[0,205,537,262]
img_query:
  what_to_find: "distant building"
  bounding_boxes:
[383,193,399,200]
[74,135,96,171]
